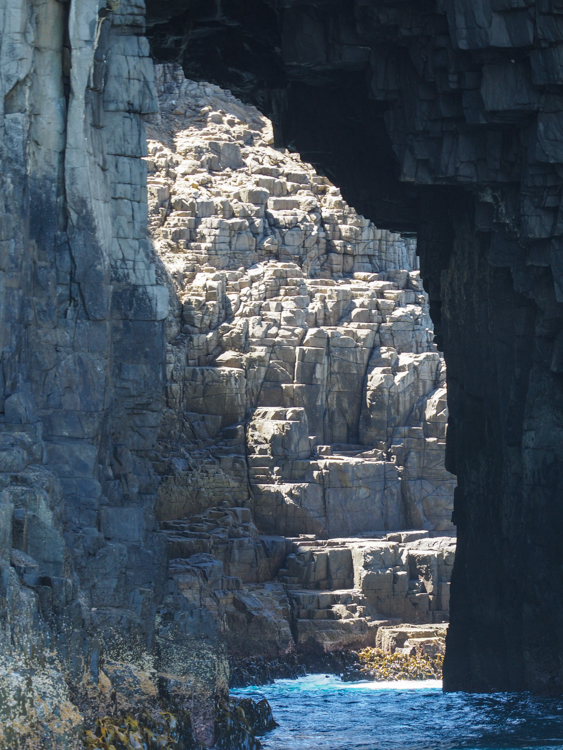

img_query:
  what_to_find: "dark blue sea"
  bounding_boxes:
[232,674,563,750]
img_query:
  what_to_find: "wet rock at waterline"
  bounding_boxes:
[83,698,275,750]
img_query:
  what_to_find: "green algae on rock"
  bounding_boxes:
[84,712,197,750]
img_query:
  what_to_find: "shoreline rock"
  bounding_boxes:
[83,695,276,750]
[229,623,447,688]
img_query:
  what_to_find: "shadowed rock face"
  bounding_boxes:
[0,2,227,746]
[143,1,563,692]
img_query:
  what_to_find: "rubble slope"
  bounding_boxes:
[146,65,456,661]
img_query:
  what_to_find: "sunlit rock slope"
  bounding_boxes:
[146,65,456,661]
[148,65,455,539]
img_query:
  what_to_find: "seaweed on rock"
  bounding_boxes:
[343,648,444,682]
[84,712,197,750]
[83,698,277,750]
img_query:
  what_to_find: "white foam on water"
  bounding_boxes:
[235,673,442,694]
[341,678,442,690]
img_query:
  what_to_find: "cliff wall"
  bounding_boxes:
[8,0,562,740]
[146,65,455,665]
[147,66,455,540]
[0,2,225,746]
[0,3,454,746]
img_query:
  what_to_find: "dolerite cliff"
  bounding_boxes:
[144,0,563,694]
[0,1,454,745]
[0,2,220,747]
[6,0,563,744]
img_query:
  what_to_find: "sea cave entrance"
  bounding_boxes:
[145,0,563,695]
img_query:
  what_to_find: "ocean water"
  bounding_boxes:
[231,674,563,750]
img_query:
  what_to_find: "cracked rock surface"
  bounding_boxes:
[148,65,455,543]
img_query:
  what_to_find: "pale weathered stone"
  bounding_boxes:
[149,65,455,542]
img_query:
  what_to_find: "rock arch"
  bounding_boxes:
[145,0,563,692]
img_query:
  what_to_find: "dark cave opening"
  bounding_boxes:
[145,0,285,105]
[145,0,417,234]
